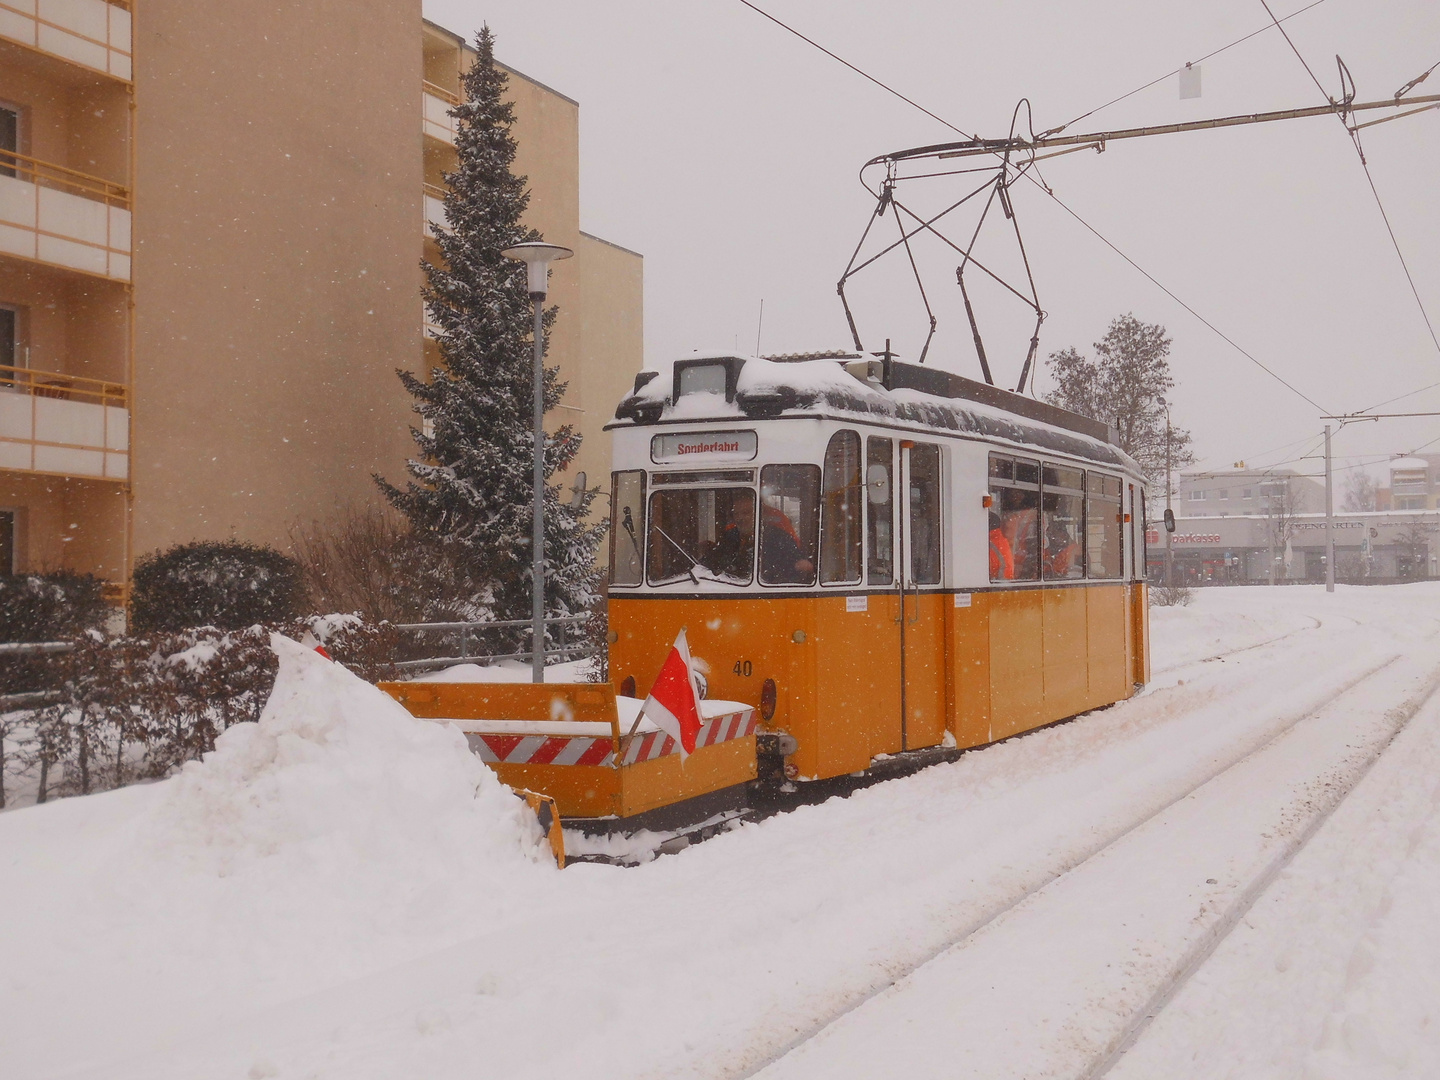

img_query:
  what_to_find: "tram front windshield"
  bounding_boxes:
[647,487,757,584]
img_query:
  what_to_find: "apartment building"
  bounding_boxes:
[0,2,642,592]
[1379,453,1440,511]
[1175,467,1325,518]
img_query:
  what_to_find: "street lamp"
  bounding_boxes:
[502,241,574,683]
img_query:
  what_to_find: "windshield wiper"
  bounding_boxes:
[652,524,707,584]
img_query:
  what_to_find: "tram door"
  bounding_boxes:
[899,441,948,750]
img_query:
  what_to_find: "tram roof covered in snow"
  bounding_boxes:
[609,353,1141,474]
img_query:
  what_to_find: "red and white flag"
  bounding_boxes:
[641,628,704,758]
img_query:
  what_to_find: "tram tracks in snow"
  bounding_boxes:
[742,630,1440,1080]
[1081,653,1440,1080]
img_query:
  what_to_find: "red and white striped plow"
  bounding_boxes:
[467,706,757,768]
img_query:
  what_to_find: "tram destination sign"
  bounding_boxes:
[651,430,758,464]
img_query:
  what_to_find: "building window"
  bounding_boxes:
[1187,489,1207,501]
[1242,488,1253,499]
[0,510,12,575]
[0,305,16,379]
[0,105,17,180]
[1218,489,1229,500]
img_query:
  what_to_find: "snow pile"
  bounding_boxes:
[146,636,548,893]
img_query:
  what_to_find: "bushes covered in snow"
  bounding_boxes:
[5,615,401,806]
[130,541,307,633]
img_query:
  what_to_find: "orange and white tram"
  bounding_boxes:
[605,352,1150,785]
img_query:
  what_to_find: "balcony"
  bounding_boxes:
[423,81,458,145]
[0,0,131,81]
[0,149,130,280]
[0,363,127,480]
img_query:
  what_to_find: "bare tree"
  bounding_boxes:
[1045,314,1195,481]
[290,505,488,624]
[1394,518,1437,580]
[1342,469,1379,512]
[1261,478,1303,584]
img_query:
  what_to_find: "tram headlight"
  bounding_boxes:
[760,678,777,721]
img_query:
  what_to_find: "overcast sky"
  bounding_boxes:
[422,0,1438,485]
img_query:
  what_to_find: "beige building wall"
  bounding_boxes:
[573,230,644,491]
[1,6,641,594]
[129,0,424,556]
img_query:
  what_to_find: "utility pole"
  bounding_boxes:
[1324,424,1335,593]
[1164,402,1174,588]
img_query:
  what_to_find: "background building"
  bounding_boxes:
[0,2,641,593]
[1175,467,1325,519]
[1378,453,1440,511]
[1147,509,1439,585]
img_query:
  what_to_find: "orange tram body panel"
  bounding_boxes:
[608,584,1147,782]
[603,354,1153,788]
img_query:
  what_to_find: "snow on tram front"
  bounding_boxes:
[605,352,1151,786]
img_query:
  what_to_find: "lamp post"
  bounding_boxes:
[501,241,574,683]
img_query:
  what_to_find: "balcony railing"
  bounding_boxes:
[423,81,461,144]
[0,363,128,480]
[0,0,133,81]
[0,147,129,207]
[424,182,448,234]
[0,148,131,279]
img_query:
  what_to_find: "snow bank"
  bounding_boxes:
[146,636,547,888]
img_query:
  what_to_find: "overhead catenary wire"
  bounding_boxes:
[1055,0,1331,134]
[1255,0,1440,364]
[736,0,1337,416]
[735,0,973,139]
[737,1,1376,417]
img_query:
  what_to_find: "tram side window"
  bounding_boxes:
[988,454,1040,582]
[1138,486,1148,579]
[1086,472,1123,579]
[909,443,942,585]
[610,470,646,586]
[867,437,894,585]
[760,464,820,585]
[647,486,756,585]
[1041,464,1086,580]
[820,431,863,584]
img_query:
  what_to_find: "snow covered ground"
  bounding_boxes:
[4,585,1440,1080]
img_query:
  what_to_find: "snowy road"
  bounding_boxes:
[5,586,1440,1080]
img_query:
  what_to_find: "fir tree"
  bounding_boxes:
[379,26,602,636]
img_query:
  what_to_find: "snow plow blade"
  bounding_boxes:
[379,681,758,821]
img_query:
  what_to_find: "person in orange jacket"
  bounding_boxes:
[988,510,1014,580]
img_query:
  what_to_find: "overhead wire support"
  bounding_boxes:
[1051,0,1331,134]
[870,93,1440,166]
[1249,0,1440,364]
[738,0,1393,412]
